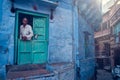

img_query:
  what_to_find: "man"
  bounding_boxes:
[20,18,33,40]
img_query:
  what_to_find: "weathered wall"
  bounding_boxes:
[14,0,73,63]
[73,0,101,79]
[0,0,73,79]
[78,14,95,80]
[0,0,15,79]
[0,0,101,80]
[49,0,73,63]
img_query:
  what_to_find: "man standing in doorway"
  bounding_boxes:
[20,18,33,40]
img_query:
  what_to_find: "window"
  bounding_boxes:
[114,23,120,43]
[102,22,107,30]
[103,43,110,56]
[18,13,33,39]
[115,32,120,43]
[115,36,119,43]
[84,31,91,58]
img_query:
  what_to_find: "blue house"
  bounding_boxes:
[0,0,102,80]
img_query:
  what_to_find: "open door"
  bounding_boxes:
[15,10,49,64]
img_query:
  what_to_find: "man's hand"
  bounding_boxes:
[22,36,27,41]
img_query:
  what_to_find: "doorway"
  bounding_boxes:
[14,10,49,64]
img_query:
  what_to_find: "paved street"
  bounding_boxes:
[97,70,113,80]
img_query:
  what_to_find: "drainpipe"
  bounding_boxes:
[72,0,80,80]
[72,0,76,80]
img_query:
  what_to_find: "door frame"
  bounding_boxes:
[14,9,49,64]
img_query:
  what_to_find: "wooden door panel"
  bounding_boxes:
[32,17,48,64]
[33,53,47,64]
[32,41,46,52]
[33,18,46,28]
[32,41,47,64]
[19,40,32,52]
[34,28,45,35]
[18,40,32,64]
[19,52,32,64]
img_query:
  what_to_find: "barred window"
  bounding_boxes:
[84,31,91,58]
[102,22,107,30]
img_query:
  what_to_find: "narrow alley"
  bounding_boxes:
[1,0,120,80]
[97,70,113,80]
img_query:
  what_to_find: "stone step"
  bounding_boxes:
[6,62,74,80]
[6,64,54,80]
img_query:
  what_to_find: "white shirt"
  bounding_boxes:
[20,24,33,40]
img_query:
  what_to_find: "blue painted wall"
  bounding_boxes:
[76,12,96,80]
[0,0,15,79]
[73,0,101,79]
[0,0,3,23]
[0,0,101,80]
[49,1,73,63]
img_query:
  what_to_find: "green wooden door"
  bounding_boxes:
[18,40,32,64]
[32,17,48,64]
[15,10,48,64]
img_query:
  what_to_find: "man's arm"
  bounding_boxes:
[20,26,22,39]
[26,25,33,40]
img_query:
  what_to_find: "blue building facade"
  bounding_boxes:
[0,0,102,80]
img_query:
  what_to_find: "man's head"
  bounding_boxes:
[22,18,28,26]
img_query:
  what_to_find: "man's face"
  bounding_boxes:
[22,18,28,25]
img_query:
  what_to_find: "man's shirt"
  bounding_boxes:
[20,24,33,40]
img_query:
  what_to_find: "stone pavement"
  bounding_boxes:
[97,69,113,80]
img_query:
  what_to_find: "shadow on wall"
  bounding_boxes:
[0,46,9,54]
[0,33,10,80]
[0,33,10,54]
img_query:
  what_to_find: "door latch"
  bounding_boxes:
[34,34,38,39]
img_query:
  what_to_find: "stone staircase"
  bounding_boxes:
[6,62,74,80]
